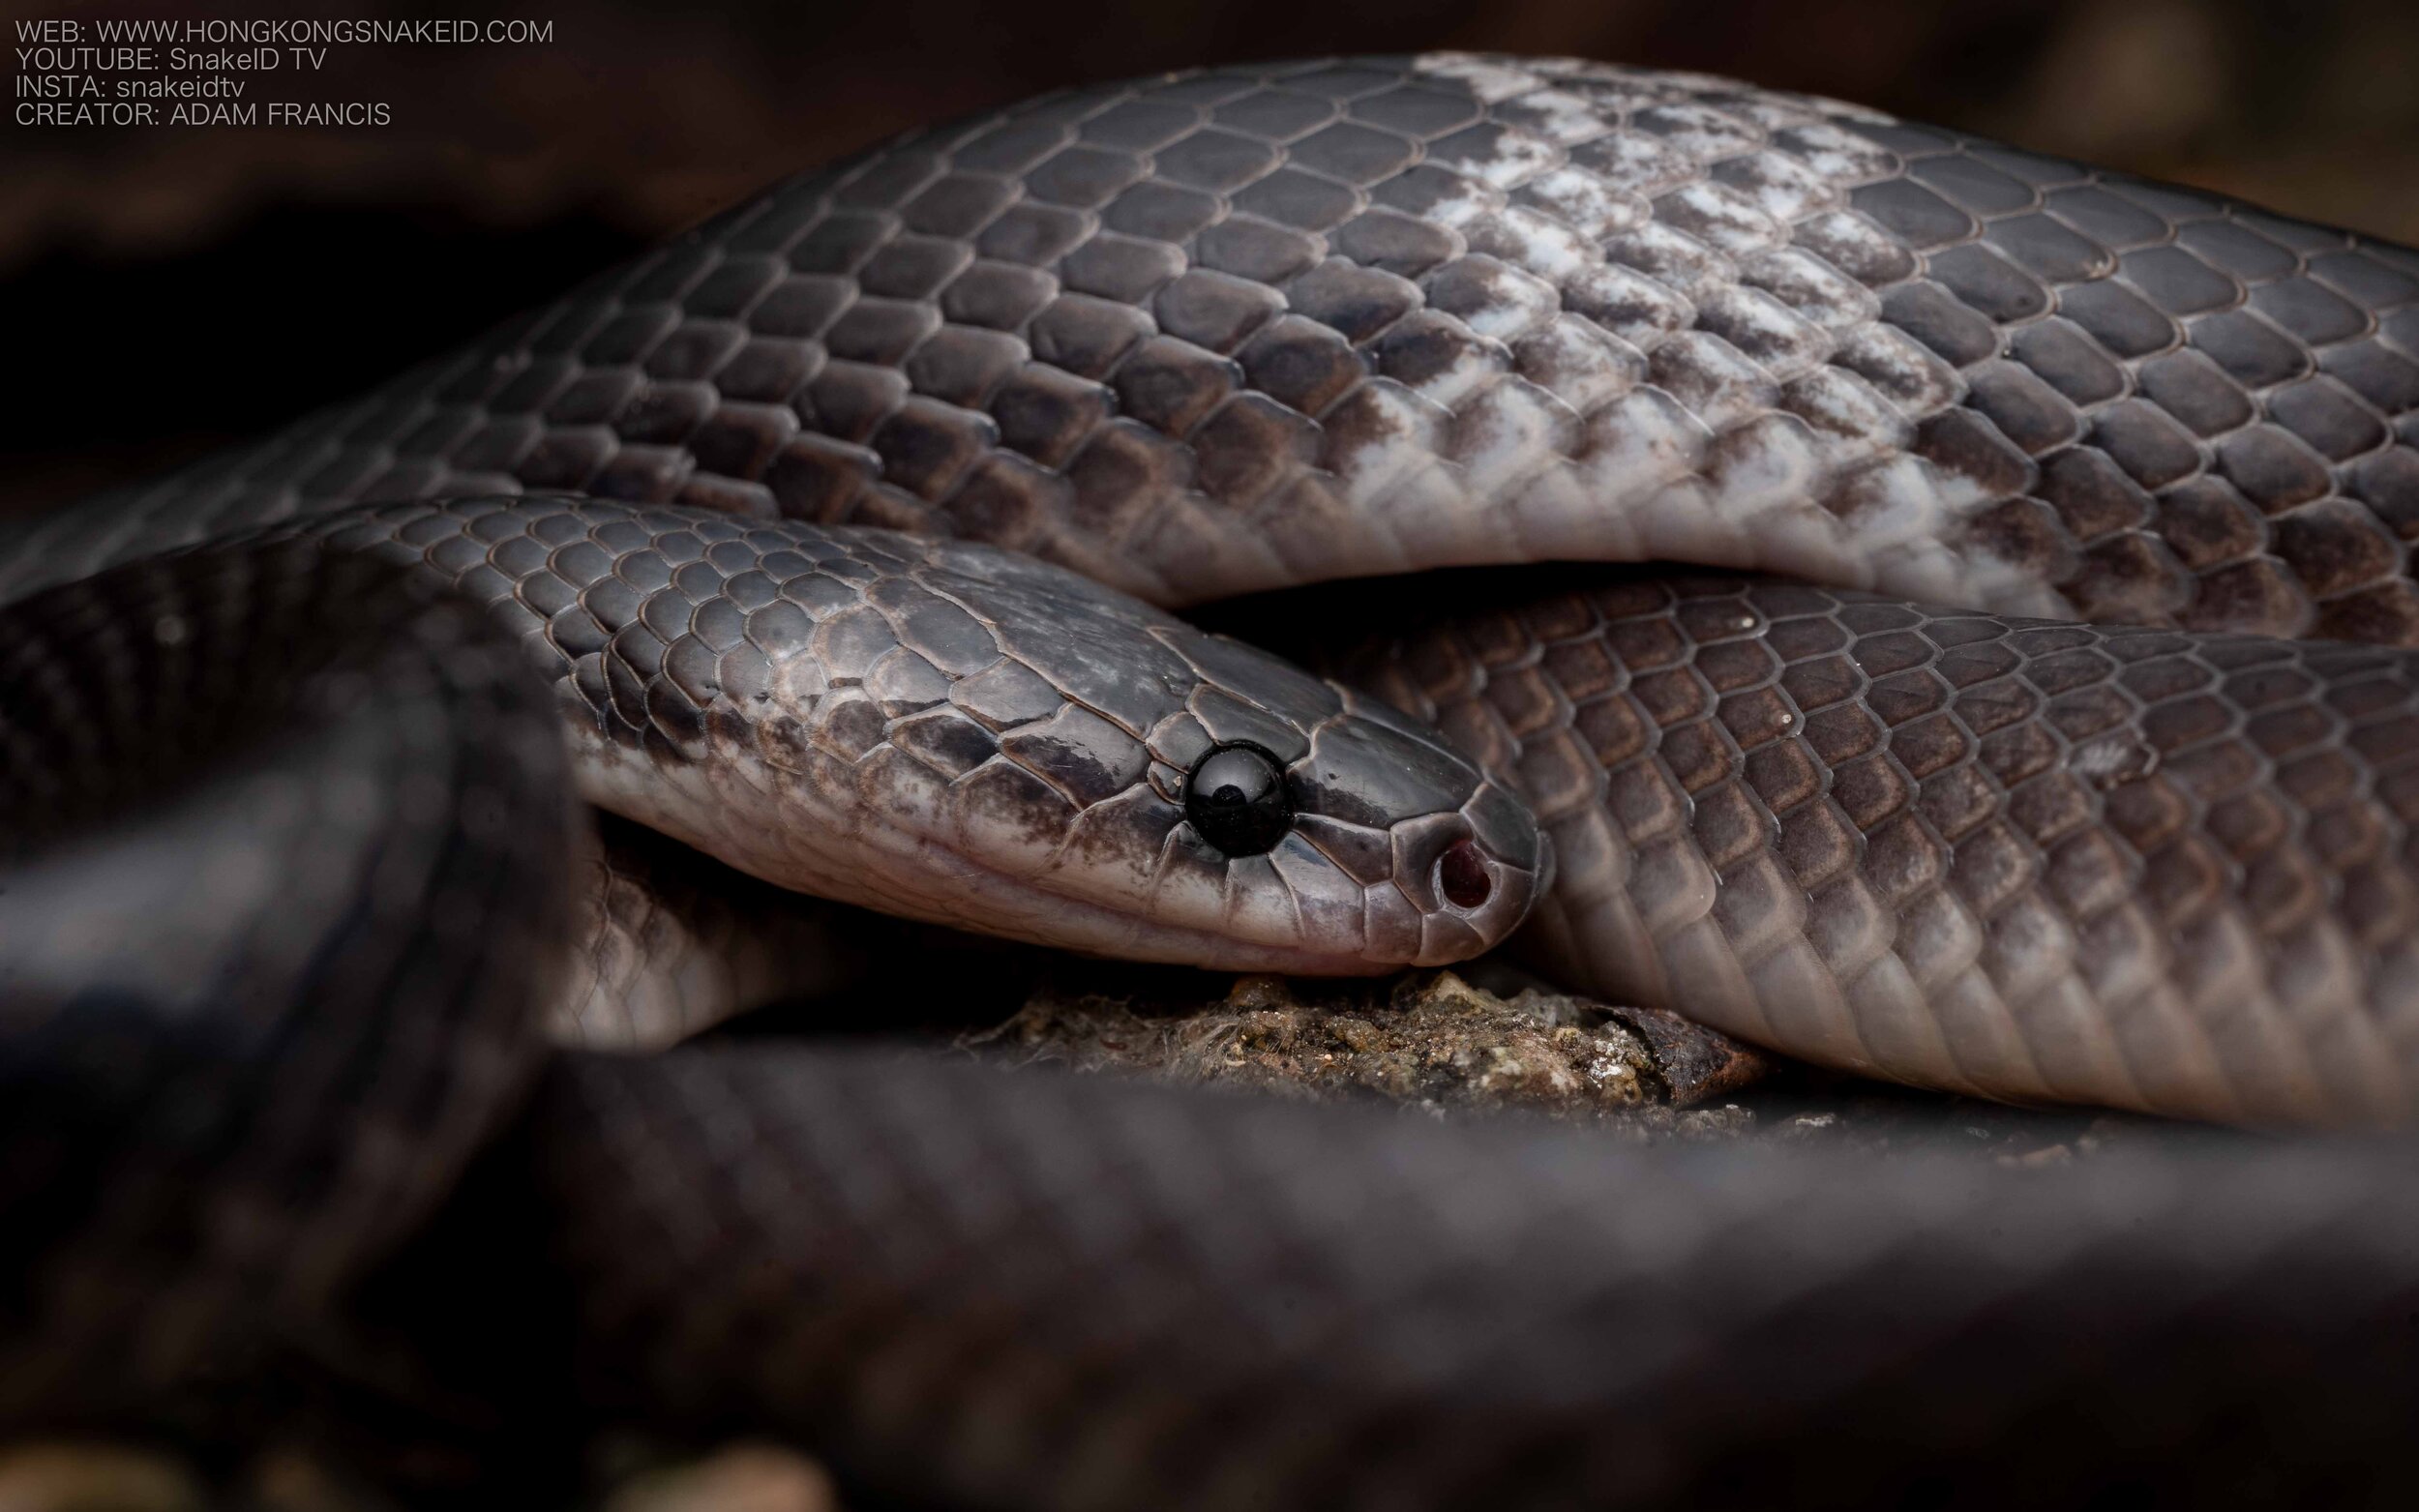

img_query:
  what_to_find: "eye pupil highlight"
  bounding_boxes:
[1184,743,1293,857]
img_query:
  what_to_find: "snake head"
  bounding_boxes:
[538,511,1549,976]
[843,538,1550,974]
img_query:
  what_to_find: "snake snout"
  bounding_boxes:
[1379,777,1548,966]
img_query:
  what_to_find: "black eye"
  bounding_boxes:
[1184,742,1293,857]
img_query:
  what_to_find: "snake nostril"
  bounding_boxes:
[1437,839,1492,910]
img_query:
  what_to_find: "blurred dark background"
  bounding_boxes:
[5,0,2417,512]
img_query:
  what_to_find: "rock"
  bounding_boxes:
[1595,1002,1772,1107]
[962,961,2185,1159]
[968,966,1772,1132]
[1677,1104,1757,1141]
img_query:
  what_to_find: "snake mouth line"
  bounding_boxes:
[837,817,1528,977]
[573,736,1508,977]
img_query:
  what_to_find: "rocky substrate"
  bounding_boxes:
[963,962,2163,1166]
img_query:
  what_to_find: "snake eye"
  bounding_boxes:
[1183,742,1293,857]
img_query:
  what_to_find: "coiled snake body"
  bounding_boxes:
[7,53,2419,1508]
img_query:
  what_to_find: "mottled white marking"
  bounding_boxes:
[1511,313,1646,414]
[1717,91,1843,136]
[1656,179,1786,257]
[1569,131,1696,197]
[1442,122,1565,191]
[1512,165,1649,241]
[1823,454,1955,547]
[1449,377,1576,497]
[1408,171,1508,234]
[1780,366,1910,460]
[1647,329,1777,430]
[1739,246,1881,330]
[1696,285,1832,380]
[1402,323,1514,409]
[1572,387,1712,505]
[1704,411,1825,521]
[1715,149,1839,222]
[1411,52,1542,104]
[1632,101,1765,161]
[1436,254,1560,341]
[1604,222,1735,305]
[1462,204,1595,283]
[1830,324,1966,420]
[1324,378,1447,506]
[1494,86,1618,147]
[1773,117,1904,180]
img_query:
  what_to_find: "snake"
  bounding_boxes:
[7,50,2419,1508]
